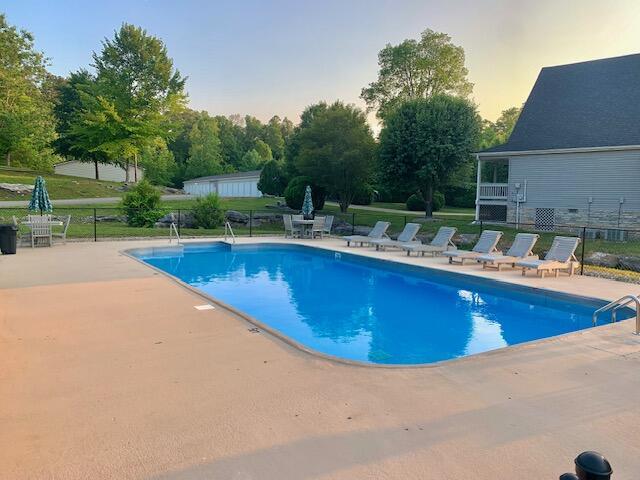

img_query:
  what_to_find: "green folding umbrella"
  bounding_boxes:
[28,176,53,215]
[302,185,314,218]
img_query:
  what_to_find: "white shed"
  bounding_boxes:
[183,170,262,197]
[54,160,143,183]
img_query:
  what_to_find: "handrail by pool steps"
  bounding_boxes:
[592,293,640,334]
[224,221,236,243]
[169,222,180,244]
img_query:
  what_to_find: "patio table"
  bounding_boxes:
[20,220,64,247]
[292,219,314,238]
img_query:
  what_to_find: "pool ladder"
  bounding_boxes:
[224,221,236,244]
[169,222,181,244]
[592,293,640,334]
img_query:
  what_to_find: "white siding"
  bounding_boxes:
[54,161,143,182]
[507,149,640,211]
[184,176,262,197]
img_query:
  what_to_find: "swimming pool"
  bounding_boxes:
[130,242,627,365]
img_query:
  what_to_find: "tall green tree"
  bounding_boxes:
[0,14,57,169]
[184,115,225,179]
[292,101,375,212]
[479,106,521,149]
[258,159,287,196]
[263,116,286,160]
[69,23,186,181]
[361,29,472,119]
[214,115,245,169]
[378,95,480,216]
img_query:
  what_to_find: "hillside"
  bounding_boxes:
[0,167,129,200]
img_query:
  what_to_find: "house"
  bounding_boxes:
[475,53,640,231]
[183,170,263,197]
[54,160,144,183]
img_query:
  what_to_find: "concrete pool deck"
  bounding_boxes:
[1,236,640,479]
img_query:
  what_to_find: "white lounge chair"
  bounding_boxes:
[476,233,539,270]
[402,226,457,257]
[443,230,503,265]
[516,236,581,277]
[283,214,302,238]
[343,221,391,247]
[370,223,421,251]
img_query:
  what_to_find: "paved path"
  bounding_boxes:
[325,201,474,217]
[0,194,191,207]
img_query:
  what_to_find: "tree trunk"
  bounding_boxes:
[125,160,130,183]
[94,159,100,180]
[424,182,434,218]
[133,153,138,182]
[6,151,11,167]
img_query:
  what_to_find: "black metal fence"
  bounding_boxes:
[2,205,640,274]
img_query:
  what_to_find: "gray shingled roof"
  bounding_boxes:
[183,170,262,183]
[481,53,640,154]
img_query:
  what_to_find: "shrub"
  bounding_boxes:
[192,193,225,229]
[442,183,476,208]
[406,193,425,211]
[120,180,164,227]
[284,176,326,210]
[258,160,288,196]
[405,192,444,212]
[373,186,392,203]
[352,184,374,205]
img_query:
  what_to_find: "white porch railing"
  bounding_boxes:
[478,183,509,200]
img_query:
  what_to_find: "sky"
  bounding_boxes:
[4,0,640,125]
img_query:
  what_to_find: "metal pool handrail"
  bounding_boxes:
[224,221,236,244]
[169,222,181,244]
[592,293,640,334]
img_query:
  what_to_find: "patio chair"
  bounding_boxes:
[476,233,539,270]
[516,236,581,277]
[370,223,421,251]
[311,216,325,239]
[443,230,503,265]
[292,214,304,222]
[343,221,391,247]
[29,214,53,248]
[401,226,457,257]
[283,214,302,238]
[323,215,334,235]
[52,214,71,244]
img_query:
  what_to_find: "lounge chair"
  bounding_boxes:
[323,215,334,235]
[402,226,457,257]
[516,236,581,277]
[311,216,325,239]
[370,223,421,251]
[476,233,539,270]
[283,214,302,238]
[343,221,391,247]
[443,230,503,265]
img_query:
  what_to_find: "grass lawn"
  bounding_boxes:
[367,201,475,215]
[0,168,127,200]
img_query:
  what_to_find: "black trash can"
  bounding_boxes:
[0,224,18,254]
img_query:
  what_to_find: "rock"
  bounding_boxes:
[454,233,478,246]
[411,217,442,224]
[161,187,184,195]
[0,183,34,195]
[585,252,620,268]
[155,211,196,228]
[618,256,640,272]
[82,215,126,223]
[225,210,249,224]
[251,212,282,222]
[265,203,296,212]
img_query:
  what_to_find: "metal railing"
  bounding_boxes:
[224,221,236,243]
[592,293,640,334]
[168,222,180,244]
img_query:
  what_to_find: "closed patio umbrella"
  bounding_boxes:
[302,185,314,218]
[28,176,53,215]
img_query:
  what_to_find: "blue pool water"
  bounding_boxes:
[131,243,625,365]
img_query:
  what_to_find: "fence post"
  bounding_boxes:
[480,220,484,233]
[351,212,355,235]
[580,226,586,275]
[249,210,253,237]
[93,208,97,242]
[404,215,407,227]
[177,209,181,237]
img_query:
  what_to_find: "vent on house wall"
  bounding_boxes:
[535,208,555,231]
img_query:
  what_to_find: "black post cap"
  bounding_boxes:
[575,451,612,480]
[560,474,580,480]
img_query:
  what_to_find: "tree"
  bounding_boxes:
[263,116,286,160]
[214,115,245,169]
[258,160,287,196]
[479,106,521,149]
[253,139,272,162]
[238,149,262,171]
[378,95,480,216]
[361,29,473,119]
[0,14,57,169]
[292,101,375,212]
[184,115,225,179]
[69,23,186,181]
